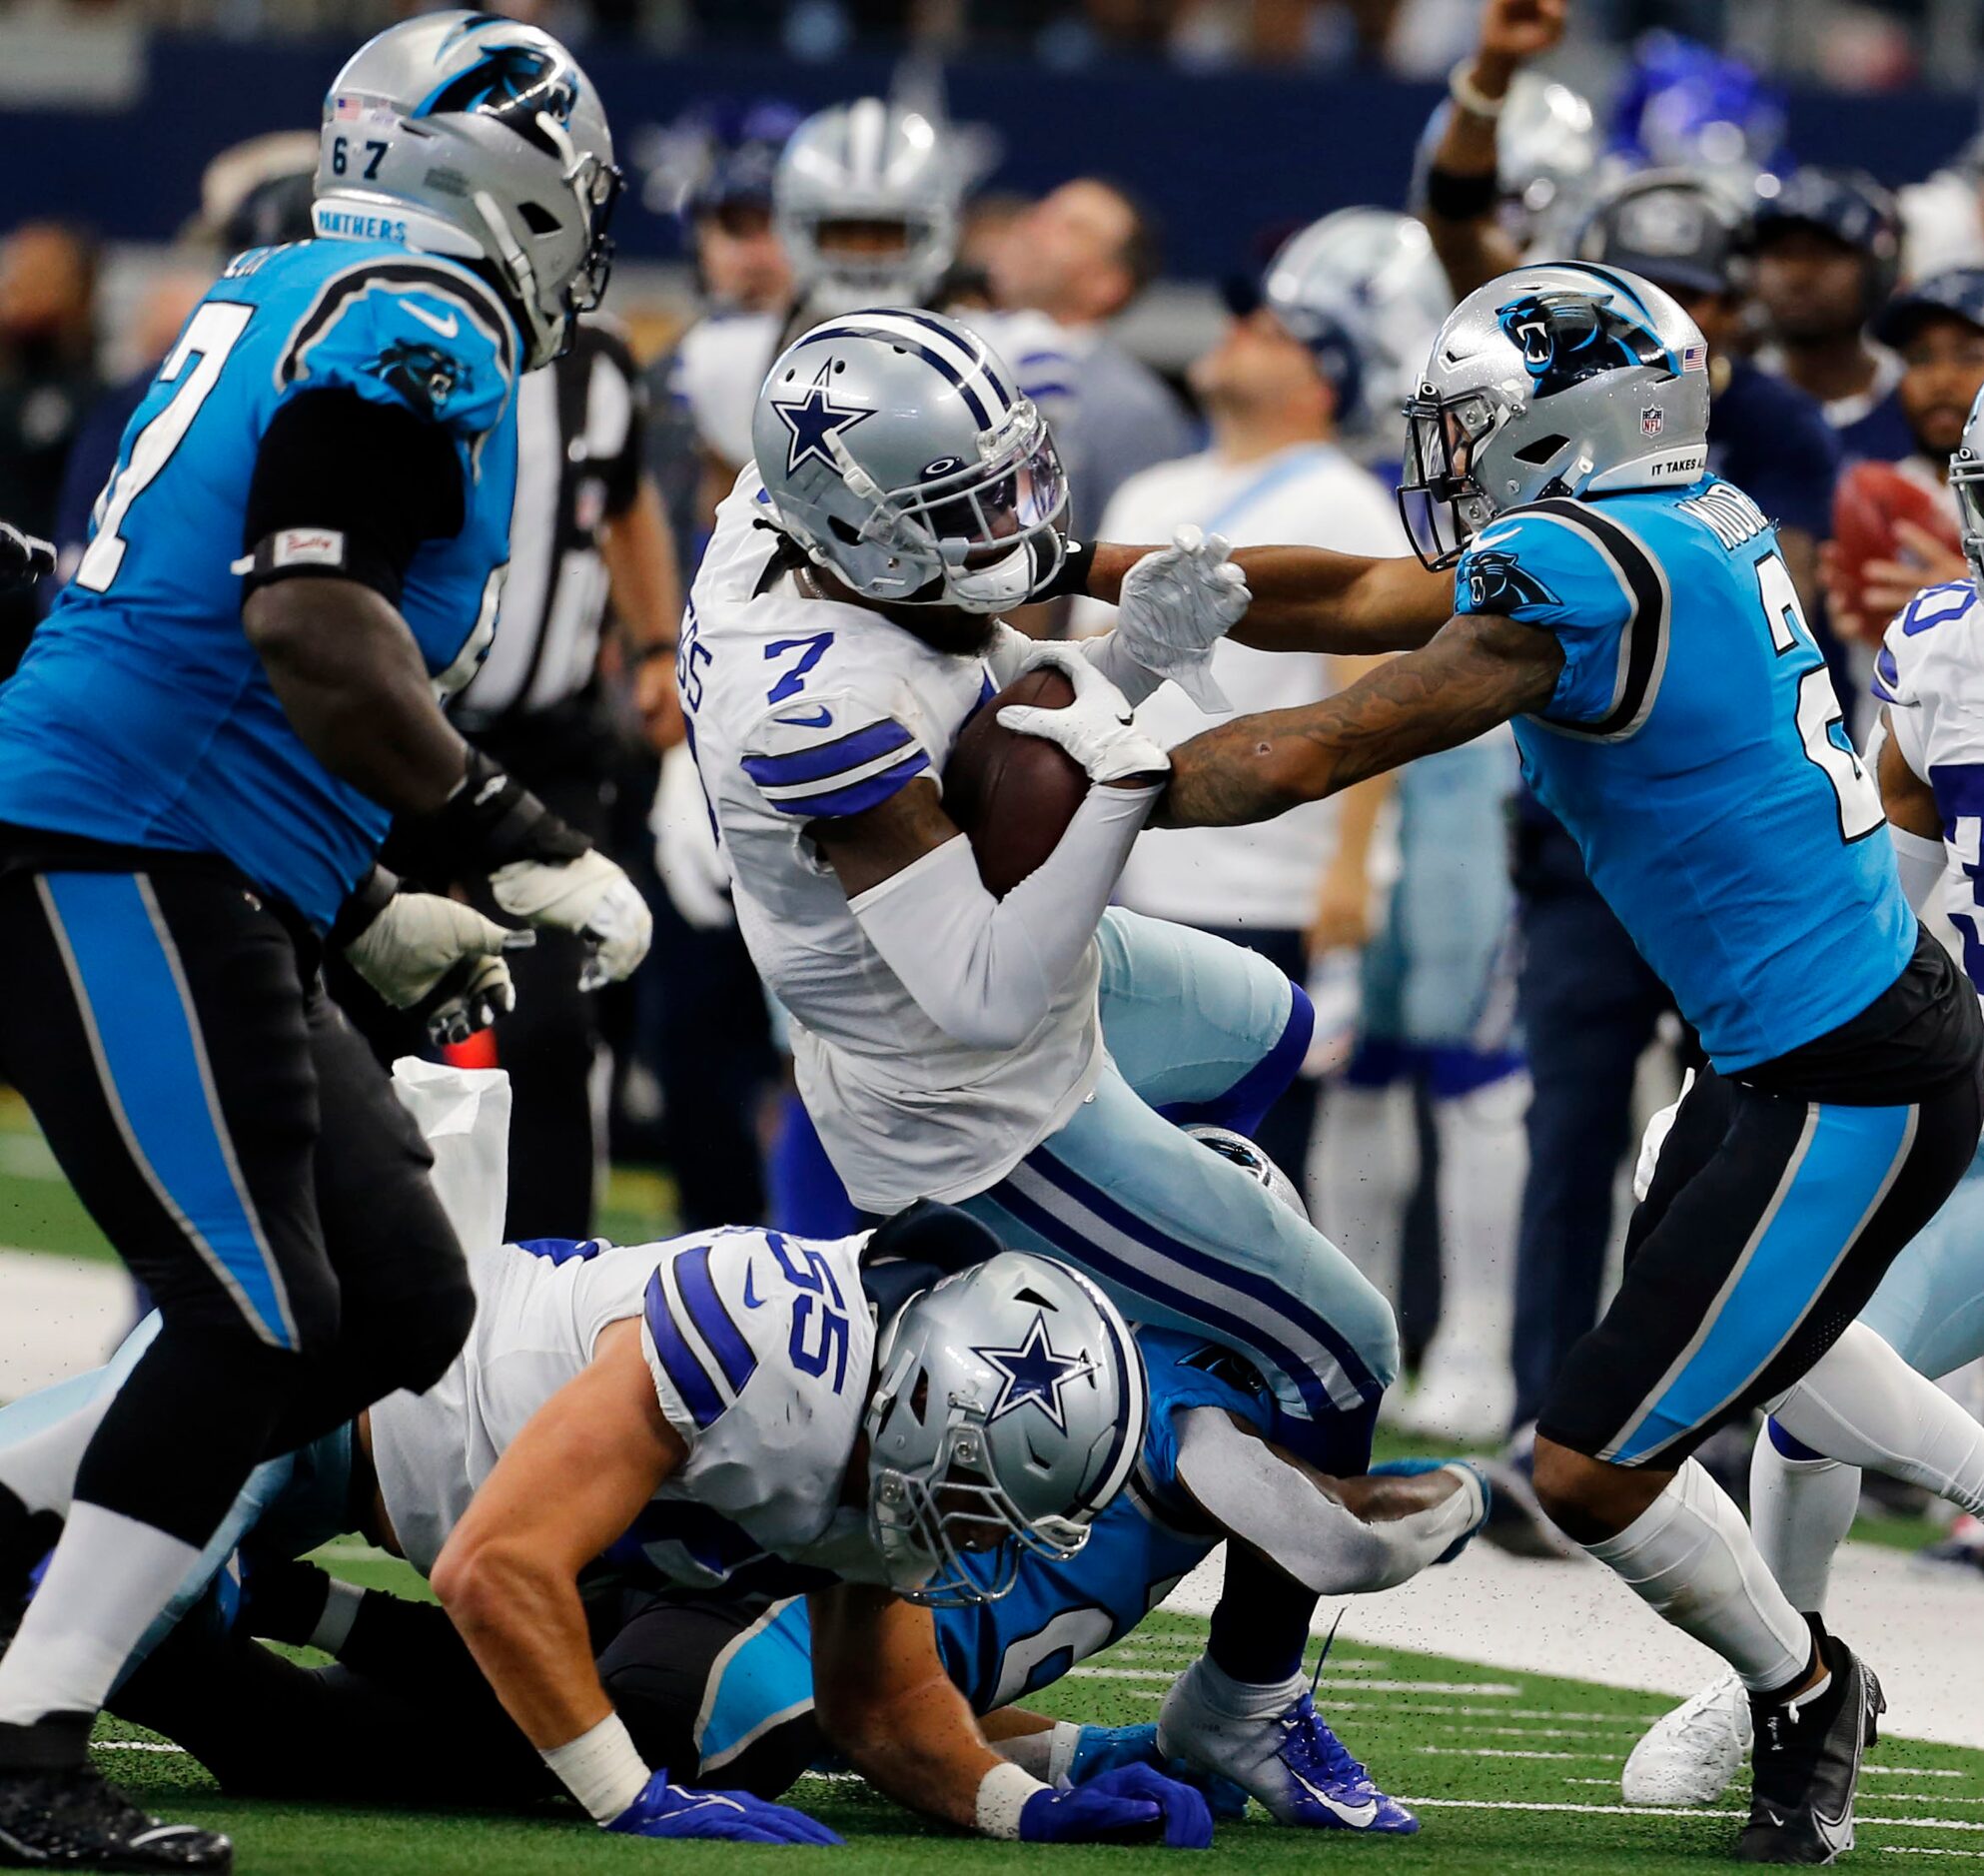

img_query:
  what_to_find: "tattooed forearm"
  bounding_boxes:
[1158,611,1562,829]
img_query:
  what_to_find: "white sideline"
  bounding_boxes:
[1161,1532,1984,1749]
[0,1248,132,1401]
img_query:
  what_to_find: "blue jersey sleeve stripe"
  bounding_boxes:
[765,750,931,818]
[740,719,913,788]
[675,1245,758,1397]
[642,1271,726,1429]
[512,1237,604,1265]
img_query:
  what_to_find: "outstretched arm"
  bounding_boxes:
[1158,609,1560,827]
[1087,541,1453,655]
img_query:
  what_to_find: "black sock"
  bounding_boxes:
[1207,1545,1317,1686]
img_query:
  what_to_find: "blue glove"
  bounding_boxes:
[1020,1762,1214,1849]
[1067,1723,1250,1821]
[606,1769,843,1845]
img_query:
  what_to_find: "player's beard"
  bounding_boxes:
[889,606,1001,657]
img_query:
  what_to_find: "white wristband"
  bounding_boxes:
[975,1760,1049,1839]
[1449,57,1507,119]
[994,1720,1081,1783]
[541,1712,651,1825]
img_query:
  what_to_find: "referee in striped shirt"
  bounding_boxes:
[449,316,681,1239]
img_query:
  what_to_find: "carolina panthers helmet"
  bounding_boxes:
[1183,1124,1308,1221]
[751,309,1069,614]
[313,12,620,372]
[1260,208,1451,456]
[1399,262,1710,568]
[773,99,961,314]
[865,1249,1147,1607]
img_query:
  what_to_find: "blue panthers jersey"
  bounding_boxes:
[1455,477,1914,1070]
[0,236,519,929]
[689,1331,1271,1769]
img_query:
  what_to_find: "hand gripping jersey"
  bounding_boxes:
[681,469,1103,1212]
[1875,578,1984,994]
[687,1330,1270,1771]
[0,237,518,929]
[368,1228,883,1596]
[1455,478,1914,1070]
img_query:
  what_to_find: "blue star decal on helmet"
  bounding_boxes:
[770,364,874,476]
[973,1312,1097,1434]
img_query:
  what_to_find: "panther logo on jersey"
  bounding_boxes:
[1466,548,1559,614]
[368,340,470,420]
[1495,290,1668,400]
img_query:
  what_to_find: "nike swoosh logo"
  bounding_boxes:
[404,300,460,340]
[1287,1766,1378,1828]
[742,1266,764,1310]
[781,706,832,728]
[1472,527,1521,550]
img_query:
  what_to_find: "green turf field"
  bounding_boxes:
[93,1596,1984,1874]
[8,1094,1979,1870]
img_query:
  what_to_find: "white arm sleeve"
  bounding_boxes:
[848,781,1160,1050]
[1891,824,1948,914]
[1171,1407,1484,1595]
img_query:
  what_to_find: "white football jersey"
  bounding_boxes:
[1073,442,1404,932]
[1876,576,1984,993]
[368,1228,886,1595]
[682,469,1102,1211]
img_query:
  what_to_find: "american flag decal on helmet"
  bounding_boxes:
[1680,342,1708,372]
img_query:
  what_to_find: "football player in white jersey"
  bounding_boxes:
[1623,387,1984,1808]
[686,304,1420,1781]
[670,98,1080,509]
[0,1099,1212,1848]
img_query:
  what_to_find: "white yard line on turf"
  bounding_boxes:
[0,1248,131,1400]
[1399,1797,1984,1832]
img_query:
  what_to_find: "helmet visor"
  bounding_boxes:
[886,415,1068,562]
[1955,454,1984,587]
[563,152,623,320]
[1398,389,1499,569]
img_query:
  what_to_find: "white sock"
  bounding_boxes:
[0,1503,200,1725]
[1184,1652,1305,1720]
[0,1375,125,1521]
[1749,1427,1860,1616]
[1581,1459,1811,1694]
[1771,1322,1984,1516]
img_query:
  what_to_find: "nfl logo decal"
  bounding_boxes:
[1641,406,1665,438]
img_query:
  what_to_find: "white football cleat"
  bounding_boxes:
[1622,1669,1751,1807]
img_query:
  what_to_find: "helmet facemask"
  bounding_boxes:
[1398,385,1522,568]
[866,1358,1091,1608]
[1954,435,1984,597]
[815,396,1069,613]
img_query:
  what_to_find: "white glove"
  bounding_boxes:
[343,891,532,1046]
[492,850,653,991]
[996,642,1170,785]
[1632,1066,1695,1204]
[649,743,736,932]
[1112,525,1250,712]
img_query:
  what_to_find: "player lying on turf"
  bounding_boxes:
[93,1129,1486,1838]
[1013,263,1984,1864]
[1624,381,1984,1811]
[0,1090,1484,1846]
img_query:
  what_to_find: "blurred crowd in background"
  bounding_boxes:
[5,0,1984,1560]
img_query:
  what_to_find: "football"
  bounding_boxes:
[942,665,1089,896]
[1831,459,1962,610]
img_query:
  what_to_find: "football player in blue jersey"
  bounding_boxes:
[1030,262,1984,1864]
[0,15,647,1870]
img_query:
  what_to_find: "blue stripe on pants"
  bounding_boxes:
[1608,1100,1916,1464]
[42,872,295,1347]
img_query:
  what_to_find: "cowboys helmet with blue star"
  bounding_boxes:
[864,1249,1147,1607]
[750,308,1072,615]
[313,10,621,370]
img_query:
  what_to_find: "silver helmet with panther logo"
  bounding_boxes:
[313,11,620,371]
[1398,262,1710,568]
[864,1250,1147,1607]
[751,308,1070,613]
